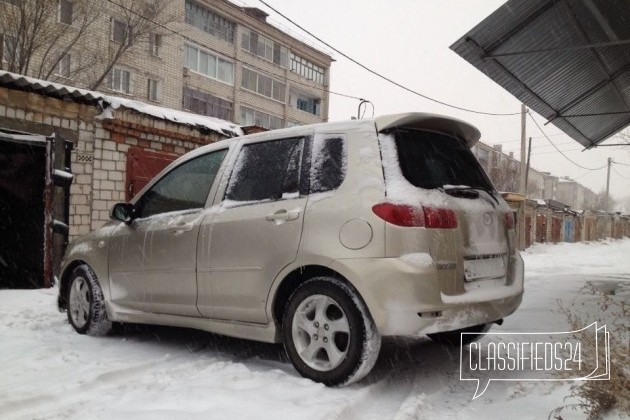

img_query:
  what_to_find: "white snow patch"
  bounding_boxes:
[400,252,434,268]
[378,133,448,207]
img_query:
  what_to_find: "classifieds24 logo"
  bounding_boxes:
[460,322,610,399]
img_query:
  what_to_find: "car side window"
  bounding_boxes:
[136,149,227,218]
[309,136,346,194]
[225,137,304,202]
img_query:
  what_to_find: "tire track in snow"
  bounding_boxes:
[0,353,188,419]
[332,338,429,420]
[334,370,416,420]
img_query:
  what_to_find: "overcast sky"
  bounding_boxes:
[247,0,630,202]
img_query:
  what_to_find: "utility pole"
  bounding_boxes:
[519,104,527,195]
[605,157,612,212]
[518,104,527,250]
[525,136,532,189]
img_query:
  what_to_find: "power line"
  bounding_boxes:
[501,140,578,151]
[257,0,520,117]
[613,161,630,167]
[497,132,567,144]
[530,147,584,156]
[612,166,630,180]
[527,112,608,171]
[104,0,366,103]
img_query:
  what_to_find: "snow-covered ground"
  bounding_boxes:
[1,239,629,419]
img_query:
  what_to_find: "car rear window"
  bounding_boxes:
[391,129,493,190]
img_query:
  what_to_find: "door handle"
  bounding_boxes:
[171,222,194,235]
[265,209,300,223]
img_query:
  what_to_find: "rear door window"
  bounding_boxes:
[225,137,305,202]
[391,129,493,190]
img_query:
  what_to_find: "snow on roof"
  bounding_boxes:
[0,71,243,138]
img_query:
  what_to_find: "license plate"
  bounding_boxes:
[464,257,506,281]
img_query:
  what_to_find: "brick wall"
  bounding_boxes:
[0,86,228,240]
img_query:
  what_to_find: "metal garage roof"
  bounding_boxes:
[451,0,630,149]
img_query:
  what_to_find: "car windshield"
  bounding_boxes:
[392,128,493,191]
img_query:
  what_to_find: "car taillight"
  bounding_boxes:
[372,203,458,229]
[504,212,515,229]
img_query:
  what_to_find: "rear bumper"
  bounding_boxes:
[329,252,524,336]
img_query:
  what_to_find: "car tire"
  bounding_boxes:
[67,264,112,336]
[427,323,492,346]
[282,277,381,386]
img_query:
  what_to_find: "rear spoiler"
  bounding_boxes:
[375,113,481,148]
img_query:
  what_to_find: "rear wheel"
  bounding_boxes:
[282,277,381,386]
[67,264,111,336]
[427,323,492,346]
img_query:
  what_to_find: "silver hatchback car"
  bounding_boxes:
[59,113,524,386]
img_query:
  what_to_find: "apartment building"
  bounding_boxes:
[0,0,332,129]
[555,179,598,210]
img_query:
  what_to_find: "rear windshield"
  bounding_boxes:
[391,129,493,190]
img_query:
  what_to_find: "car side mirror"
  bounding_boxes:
[111,203,135,224]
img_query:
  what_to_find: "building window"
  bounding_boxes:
[241,67,285,102]
[147,79,160,102]
[149,33,162,57]
[58,0,73,25]
[240,106,284,129]
[185,0,235,43]
[183,87,233,121]
[109,68,131,93]
[55,54,71,78]
[290,53,325,84]
[184,44,234,85]
[111,18,131,44]
[241,28,287,67]
[1,34,18,63]
[296,97,320,116]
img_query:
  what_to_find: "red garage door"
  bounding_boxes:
[126,147,177,201]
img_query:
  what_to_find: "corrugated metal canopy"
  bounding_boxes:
[451,0,630,148]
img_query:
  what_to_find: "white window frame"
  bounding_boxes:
[240,106,284,129]
[241,67,286,103]
[183,43,234,85]
[241,27,288,68]
[110,17,131,44]
[147,78,160,102]
[1,33,18,64]
[149,33,162,57]
[110,68,132,94]
[54,53,72,78]
[58,0,74,25]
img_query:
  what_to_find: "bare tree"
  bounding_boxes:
[0,0,175,90]
[0,0,102,80]
[88,0,175,90]
[617,130,630,145]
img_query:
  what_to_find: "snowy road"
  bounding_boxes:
[1,239,629,419]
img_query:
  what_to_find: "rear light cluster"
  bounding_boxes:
[504,212,516,229]
[372,203,458,229]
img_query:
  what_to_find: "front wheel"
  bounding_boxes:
[282,277,381,386]
[67,264,112,336]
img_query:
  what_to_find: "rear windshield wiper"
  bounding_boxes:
[441,185,500,205]
[441,185,479,199]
